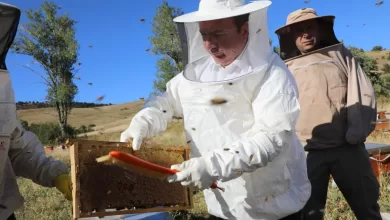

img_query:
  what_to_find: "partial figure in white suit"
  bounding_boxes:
[121,0,311,219]
[0,3,72,220]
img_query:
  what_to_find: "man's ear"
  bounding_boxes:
[241,22,249,39]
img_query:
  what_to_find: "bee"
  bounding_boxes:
[140,18,145,22]
[233,169,243,175]
[249,154,254,163]
[375,1,384,6]
[211,98,227,105]
[96,95,105,102]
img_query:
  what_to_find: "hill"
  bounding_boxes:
[16,101,113,110]
[365,49,390,71]
[17,100,145,140]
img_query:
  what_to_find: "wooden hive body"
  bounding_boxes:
[69,139,193,219]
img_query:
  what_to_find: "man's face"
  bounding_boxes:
[291,19,320,53]
[199,17,248,67]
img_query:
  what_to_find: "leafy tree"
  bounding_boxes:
[348,46,390,97]
[149,1,184,94]
[372,45,384,51]
[11,1,79,140]
[269,38,280,55]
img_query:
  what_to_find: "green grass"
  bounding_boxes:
[15,150,72,220]
[14,118,390,220]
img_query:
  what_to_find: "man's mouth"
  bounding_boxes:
[213,53,225,58]
[302,38,314,45]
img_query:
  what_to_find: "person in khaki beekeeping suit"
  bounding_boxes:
[121,0,311,219]
[0,3,72,220]
[275,8,382,220]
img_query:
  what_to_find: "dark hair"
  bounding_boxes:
[233,13,249,32]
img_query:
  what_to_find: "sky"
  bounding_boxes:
[3,0,389,105]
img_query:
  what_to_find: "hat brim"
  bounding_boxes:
[275,15,335,35]
[173,0,272,23]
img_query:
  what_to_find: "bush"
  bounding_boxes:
[349,46,390,97]
[19,120,80,145]
[387,52,390,61]
[372,45,384,51]
[383,64,390,74]
[20,119,29,130]
[27,123,62,145]
[78,125,88,133]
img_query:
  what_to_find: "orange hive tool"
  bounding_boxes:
[96,151,224,192]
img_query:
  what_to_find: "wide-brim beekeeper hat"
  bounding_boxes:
[174,0,271,23]
[274,8,340,60]
[0,2,21,70]
[173,0,273,70]
[275,8,334,35]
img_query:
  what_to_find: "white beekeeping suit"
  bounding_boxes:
[0,3,72,219]
[121,0,311,219]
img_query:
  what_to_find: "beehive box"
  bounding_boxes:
[69,139,193,219]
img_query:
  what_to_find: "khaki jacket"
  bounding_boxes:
[285,43,377,150]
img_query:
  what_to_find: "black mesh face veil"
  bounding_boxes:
[176,22,189,67]
[276,17,340,61]
[0,3,21,70]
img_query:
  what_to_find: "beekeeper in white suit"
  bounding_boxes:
[121,0,311,219]
[0,3,72,220]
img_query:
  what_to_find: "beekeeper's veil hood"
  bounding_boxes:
[0,2,20,70]
[0,2,20,136]
[174,0,272,74]
[275,8,340,61]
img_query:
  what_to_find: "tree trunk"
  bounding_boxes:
[55,101,66,142]
[59,122,66,141]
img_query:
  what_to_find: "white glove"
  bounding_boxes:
[167,157,216,190]
[120,115,149,150]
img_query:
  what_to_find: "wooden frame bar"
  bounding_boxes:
[69,139,193,219]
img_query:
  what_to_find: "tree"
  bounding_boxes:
[348,46,390,98]
[149,1,184,94]
[11,1,79,140]
[372,45,384,51]
[269,38,280,55]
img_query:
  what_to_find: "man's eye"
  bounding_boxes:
[295,28,304,34]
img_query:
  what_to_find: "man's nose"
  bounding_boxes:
[302,32,311,38]
[204,39,218,50]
